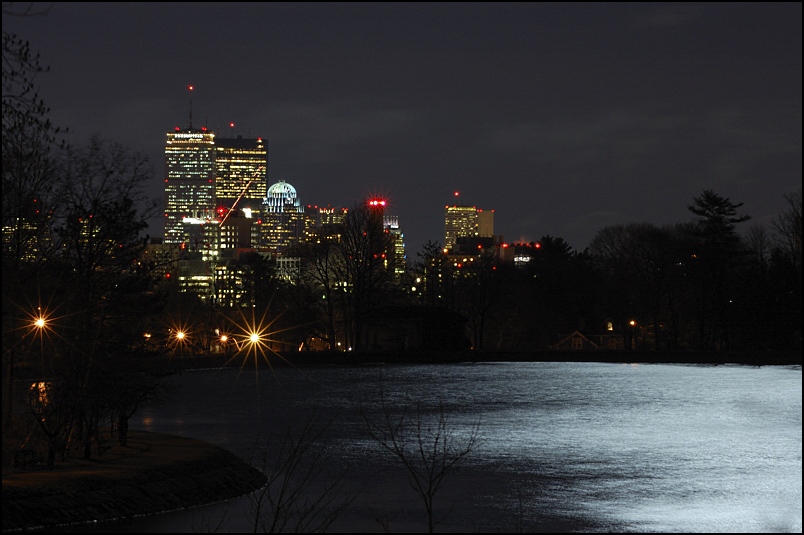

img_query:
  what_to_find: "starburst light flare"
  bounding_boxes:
[224,306,298,379]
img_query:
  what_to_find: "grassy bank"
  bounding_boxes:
[2,430,267,532]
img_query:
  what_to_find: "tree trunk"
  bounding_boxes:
[118,412,129,447]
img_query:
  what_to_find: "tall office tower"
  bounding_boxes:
[164,126,216,245]
[477,209,494,238]
[383,215,407,278]
[444,205,479,251]
[261,180,303,253]
[214,135,268,225]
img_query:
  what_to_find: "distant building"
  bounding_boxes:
[261,180,303,253]
[214,135,267,226]
[551,329,626,351]
[318,205,349,227]
[444,204,494,252]
[477,209,494,238]
[444,205,478,251]
[218,209,256,251]
[301,205,350,243]
[164,127,216,245]
[383,215,407,278]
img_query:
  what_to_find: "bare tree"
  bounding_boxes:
[296,201,397,351]
[246,417,354,533]
[2,4,62,147]
[296,236,341,350]
[362,391,480,533]
[2,7,65,438]
[745,223,771,266]
[771,189,802,273]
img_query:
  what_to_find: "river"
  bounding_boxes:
[110,361,801,533]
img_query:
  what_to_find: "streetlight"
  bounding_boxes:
[168,326,190,357]
[29,308,51,349]
[219,333,232,357]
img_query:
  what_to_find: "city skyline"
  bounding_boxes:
[3,3,801,255]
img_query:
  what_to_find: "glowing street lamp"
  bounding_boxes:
[28,307,51,340]
[628,320,638,350]
[167,324,192,357]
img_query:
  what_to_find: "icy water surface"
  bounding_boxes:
[115,361,801,533]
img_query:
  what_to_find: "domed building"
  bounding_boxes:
[261,180,303,253]
[263,180,301,213]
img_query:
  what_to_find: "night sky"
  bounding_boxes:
[3,2,801,255]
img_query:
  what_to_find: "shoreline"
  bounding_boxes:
[165,348,803,371]
[1,431,267,532]
[12,350,801,382]
[4,351,799,531]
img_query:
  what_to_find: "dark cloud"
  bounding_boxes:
[3,2,800,254]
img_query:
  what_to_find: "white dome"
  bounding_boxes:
[263,180,300,213]
[266,180,297,197]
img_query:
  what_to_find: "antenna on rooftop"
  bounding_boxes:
[187,85,194,129]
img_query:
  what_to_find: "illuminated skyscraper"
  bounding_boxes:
[164,126,216,245]
[214,135,267,220]
[261,180,303,252]
[477,209,494,238]
[444,205,478,251]
[444,205,495,252]
[383,215,406,278]
[318,205,349,227]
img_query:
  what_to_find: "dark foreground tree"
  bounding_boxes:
[2,11,66,440]
[362,391,480,533]
[296,200,398,351]
[686,189,751,350]
[4,134,165,465]
[246,417,354,533]
[771,189,802,274]
[590,224,685,350]
[50,137,160,459]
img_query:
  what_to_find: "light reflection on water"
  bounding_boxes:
[119,362,800,533]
